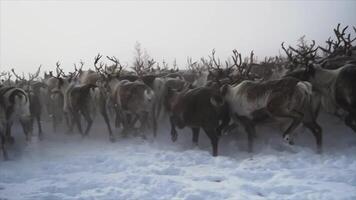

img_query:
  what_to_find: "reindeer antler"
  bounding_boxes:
[230,49,242,73]
[187,57,198,71]
[106,56,125,76]
[55,61,65,78]
[209,49,221,70]
[94,53,103,71]
[28,65,42,82]
[11,68,26,81]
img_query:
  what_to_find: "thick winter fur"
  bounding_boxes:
[167,86,230,156]
[116,80,157,137]
[223,77,317,152]
[310,64,356,132]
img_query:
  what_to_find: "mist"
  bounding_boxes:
[1,1,356,73]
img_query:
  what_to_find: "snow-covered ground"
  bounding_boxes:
[1,114,356,200]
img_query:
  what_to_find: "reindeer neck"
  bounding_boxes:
[109,78,119,88]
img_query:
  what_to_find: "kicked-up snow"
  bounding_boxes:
[1,114,356,200]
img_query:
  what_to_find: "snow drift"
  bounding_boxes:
[1,113,356,200]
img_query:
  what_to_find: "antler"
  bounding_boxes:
[281,39,318,66]
[332,23,356,55]
[209,49,221,70]
[106,56,119,72]
[147,58,156,72]
[74,60,84,73]
[94,53,109,78]
[11,68,26,81]
[55,61,65,78]
[187,57,198,71]
[230,49,242,73]
[281,42,297,64]
[94,53,103,71]
[200,57,212,69]
[244,50,254,77]
[107,56,125,76]
[319,37,334,54]
[27,65,42,82]
[132,57,145,76]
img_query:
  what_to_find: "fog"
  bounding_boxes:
[1,0,355,73]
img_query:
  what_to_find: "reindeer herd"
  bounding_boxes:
[0,24,355,160]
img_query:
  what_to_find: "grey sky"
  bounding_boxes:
[1,0,355,73]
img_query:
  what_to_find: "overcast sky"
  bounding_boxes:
[1,0,355,73]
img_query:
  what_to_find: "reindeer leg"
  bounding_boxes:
[304,121,323,153]
[81,108,93,136]
[345,112,356,133]
[170,116,178,142]
[204,128,219,157]
[52,114,57,133]
[67,113,75,133]
[1,133,8,160]
[273,110,303,145]
[152,112,157,138]
[36,115,43,140]
[115,108,121,128]
[5,121,14,145]
[72,111,83,136]
[100,105,114,142]
[20,117,32,142]
[235,114,255,153]
[192,128,200,145]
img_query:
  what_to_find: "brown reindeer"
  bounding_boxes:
[167,85,230,156]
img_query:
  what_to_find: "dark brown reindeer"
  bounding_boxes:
[65,83,97,136]
[167,85,230,156]
[63,59,99,136]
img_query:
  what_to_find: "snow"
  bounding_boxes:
[1,114,356,200]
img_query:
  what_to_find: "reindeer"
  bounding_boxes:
[44,62,68,132]
[0,85,32,148]
[90,54,125,141]
[0,99,8,160]
[167,85,230,156]
[221,76,323,153]
[284,23,356,135]
[12,66,45,139]
[288,63,356,133]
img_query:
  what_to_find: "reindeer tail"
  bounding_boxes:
[9,88,28,105]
